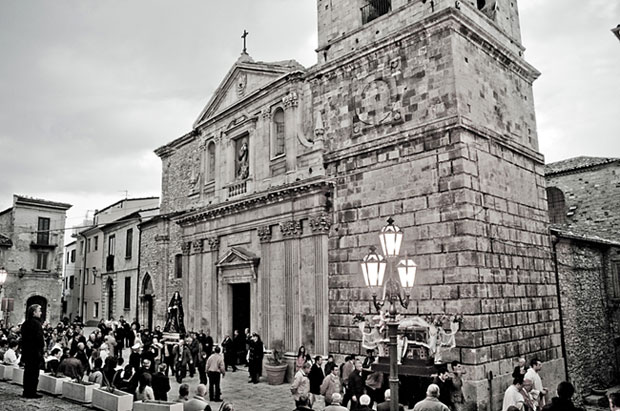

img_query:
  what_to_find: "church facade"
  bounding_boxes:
[143,1,564,408]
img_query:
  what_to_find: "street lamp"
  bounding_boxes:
[361,217,417,411]
[613,24,620,42]
[0,268,7,325]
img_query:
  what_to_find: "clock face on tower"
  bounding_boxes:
[356,78,393,126]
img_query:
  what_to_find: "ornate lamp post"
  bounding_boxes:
[361,218,417,411]
[0,268,7,324]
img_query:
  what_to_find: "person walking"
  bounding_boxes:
[152,363,171,401]
[247,332,264,384]
[20,304,45,399]
[206,346,226,402]
[291,362,312,408]
[135,372,155,402]
[221,334,237,372]
[320,364,343,406]
[309,355,325,396]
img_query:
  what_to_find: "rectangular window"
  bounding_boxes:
[37,217,50,245]
[84,302,88,318]
[92,267,96,284]
[80,241,84,255]
[93,302,99,319]
[108,235,116,255]
[36,252,48,270]
[71,249,76,262]
[70,276,74,289]
[94,236,98,251]
[85,268,89,285]
[87,238,91,253]
[124,277,131,310]
[175,254,183,278]
[66,252,70,264]
[125,229,133,259]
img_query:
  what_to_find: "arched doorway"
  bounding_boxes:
[140,274,154,331]
[26,295,47,323]
[106,278,114,320]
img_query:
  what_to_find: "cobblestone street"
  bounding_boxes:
[0,364,323,411]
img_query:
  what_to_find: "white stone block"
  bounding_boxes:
[62,380,99,403]
[133,400,184,411]
[39,373,70,395]
[92,387,134,411]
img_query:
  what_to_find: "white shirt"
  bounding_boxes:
[524,368,543,392]
[502,385,524,411]
[3,348,19,366]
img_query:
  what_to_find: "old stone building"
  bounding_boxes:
[0,195,71,325]
[545,156,620,398]
[145,1,564,408]
[70,197,159,325]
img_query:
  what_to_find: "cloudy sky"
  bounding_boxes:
[0,0,618,231]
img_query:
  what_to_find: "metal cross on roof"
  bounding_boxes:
[242,29,249,53]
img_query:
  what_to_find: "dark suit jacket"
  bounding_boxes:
[377,401,405,411]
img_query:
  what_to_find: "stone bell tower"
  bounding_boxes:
[310,0,564,409]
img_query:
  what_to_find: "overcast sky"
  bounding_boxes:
[1,0,618,231]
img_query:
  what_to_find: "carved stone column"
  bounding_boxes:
[257,225,272,344]
[279,220,302,351]
[310,213,331,355]
[207,237,219,339]
[189,239,204,329]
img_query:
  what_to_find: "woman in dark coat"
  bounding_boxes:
[247,333,264,384]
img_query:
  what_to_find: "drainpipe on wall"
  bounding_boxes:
[135,220,142,327]
[78,233,87,322]
[551,233,570,380]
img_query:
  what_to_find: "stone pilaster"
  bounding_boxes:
[310,214,330,355]
[258,225,272,344]
[280,220,301,351]
[207,236,219,334]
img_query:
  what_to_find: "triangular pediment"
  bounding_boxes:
[216,247,259,267]
[193,54,305,128]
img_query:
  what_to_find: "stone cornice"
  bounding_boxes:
[323,116,544,166]
[175,178,334,227]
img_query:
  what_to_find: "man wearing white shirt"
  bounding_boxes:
[3,340,20,366]
[502,378,524,411]
[524,358,547,406]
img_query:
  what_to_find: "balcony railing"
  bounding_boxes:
[361,0,391,24]
[228,180,248,198]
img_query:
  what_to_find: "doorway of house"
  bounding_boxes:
[231,283,250,334]
[26,295,47,322]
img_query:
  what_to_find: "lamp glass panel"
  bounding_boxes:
[361,253,386,287]
[379,225,403,256]
[397,259,417,288]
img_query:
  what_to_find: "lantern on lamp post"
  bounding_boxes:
[361,217,417,411]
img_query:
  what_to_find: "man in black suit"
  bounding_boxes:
[20,304,45,398]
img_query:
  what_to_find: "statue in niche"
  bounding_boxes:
[235,137,249,180]
[164,291,186,334]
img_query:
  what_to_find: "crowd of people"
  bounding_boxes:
[0,309,237,410]
[289,347,467,411]
[1,311,616,411]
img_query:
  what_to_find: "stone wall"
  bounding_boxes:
[555,238,620,397]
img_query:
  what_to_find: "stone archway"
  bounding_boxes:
[140,274,154,331]
[26,295,47,323]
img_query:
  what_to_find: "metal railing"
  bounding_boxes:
[361,0,391,24]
